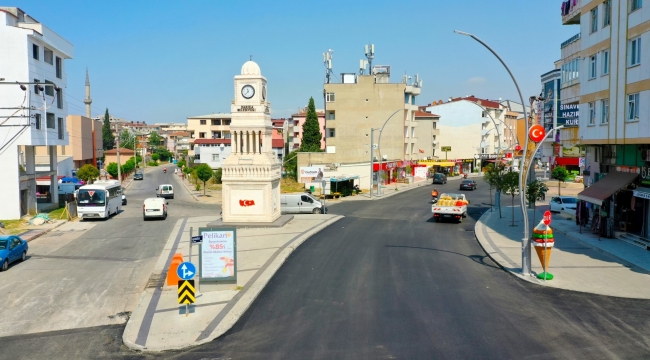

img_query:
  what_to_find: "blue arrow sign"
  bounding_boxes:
[177,262,196,280]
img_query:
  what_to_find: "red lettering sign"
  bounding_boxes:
[239,200,256,207]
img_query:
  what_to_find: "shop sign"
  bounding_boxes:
[478,154,498,160]
[441,146,451,152]
[633,189,650,200]
[455,159,462,164]
[463,159,474,163]
[579,157,585,167]
[616,166,640,173]
[641,167,650,186]
[558,104,579,127]
[299,167,325,182]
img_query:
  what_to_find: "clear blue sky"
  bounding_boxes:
[14,0,577,123]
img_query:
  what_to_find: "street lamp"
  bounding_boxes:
[376,109,404,197]
[454,30,533,276]
[369,128,381,199]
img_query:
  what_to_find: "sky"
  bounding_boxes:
[12,0,578,123]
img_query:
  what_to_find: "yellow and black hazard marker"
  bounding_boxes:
[178,280,196,304]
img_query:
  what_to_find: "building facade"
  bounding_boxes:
[0,7,73,218]
[33,115,102,169]
[186,113,232,157]
[290,108,325,150]
[413,111,440,160]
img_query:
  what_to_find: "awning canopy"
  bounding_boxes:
[330,175,359,183]
[553,157,579,166]
[577,171,639,205]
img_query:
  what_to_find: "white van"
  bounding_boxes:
[143,197,167,220]
[156,184,174,199]
[281,193,326,214]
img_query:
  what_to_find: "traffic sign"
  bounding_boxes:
[529,125,546,143]
[177,262,196,280]
[543,210,552,226]
[178,280,195,305]
[191,235,203,243]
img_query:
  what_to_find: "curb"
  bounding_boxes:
[21,220,68,242]
[177,174,200,202]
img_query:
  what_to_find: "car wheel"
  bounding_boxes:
[21,251,26,262]
[457,217,462,224]
[312,208,321,214]
[1,260,7,272]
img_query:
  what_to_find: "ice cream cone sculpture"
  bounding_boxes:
[533,221,554,280]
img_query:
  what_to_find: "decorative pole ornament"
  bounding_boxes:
[533,220,554,280]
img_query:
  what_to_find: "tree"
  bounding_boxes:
[299,97,322,152]
[106,162,119,179]
[213,168,223,184]
[77,164,99,184]
[177,159,186,169]
[483,162,506,218]
[501,171,520,227]
[151,153,160,161]
[102,108,114,151]
[119,129,135,150]
[195,164,213,195]
[148,131,163,148]
[284,150,298,180]
[551,166,569,197]
[526,179,548,228]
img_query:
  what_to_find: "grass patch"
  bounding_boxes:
[281,178,305,193]
[44,207,67,220]
[0,219,29,234]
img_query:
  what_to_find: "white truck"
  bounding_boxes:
[432,193,468,223]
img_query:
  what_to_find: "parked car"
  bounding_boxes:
[156,184,174,199]
[134,171,144,180]
[459,179,477,191]
[432,173,447,184]
[281,193,326,214]
[549,196,577,213]
[143,198,167,220]
[0,235,28,271]
[122,187,127,205]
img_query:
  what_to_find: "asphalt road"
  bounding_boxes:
[2,178,650,359]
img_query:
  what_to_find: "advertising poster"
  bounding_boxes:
[558,103,579,127]
[199,228,237,281]
[299,166,324,183]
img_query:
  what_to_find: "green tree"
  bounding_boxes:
[501,171,520,227]
[77,164,99,184]
[299,97,322,152]
[526,179,548,227]
[148,131,163,148]
[106,162,119,179]
[483,162,506,218]
[195,164,213,194]
[551,166,569,197]
[119,129,135,150]
[123,158,135,174]
[177,159,186,169]
[213,168,223,184]
[284,150,298,180]
[102,108,114,151]
[151,153,160,161]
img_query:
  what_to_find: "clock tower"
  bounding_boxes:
[221,60,281,223]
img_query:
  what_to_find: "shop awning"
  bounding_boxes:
[330,175,359,183]
[430,162,455,167]
[577,171,639,205]
[553,157,579,166]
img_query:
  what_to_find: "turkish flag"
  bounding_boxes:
[419,149,424,153]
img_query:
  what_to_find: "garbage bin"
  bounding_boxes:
[310,185,315,193]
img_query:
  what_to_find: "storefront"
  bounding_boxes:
[552,156,581,181]
[417,160,455,176]
[461,159,474,174]
[373,161,397,185]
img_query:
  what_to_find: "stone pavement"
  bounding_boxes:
[16,219,67,242]
[123,213,342,352]
[476,205,650,299]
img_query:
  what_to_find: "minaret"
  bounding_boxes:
[83,68,92,118]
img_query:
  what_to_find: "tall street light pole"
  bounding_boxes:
[369,127,380,199]
[454,30,533,276]
[376,109,404,197]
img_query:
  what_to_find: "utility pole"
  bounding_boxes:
[114,124,121,182]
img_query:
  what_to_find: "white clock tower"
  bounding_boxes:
[221,60,281,223]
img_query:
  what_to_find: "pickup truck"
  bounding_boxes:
[432,193,468,223]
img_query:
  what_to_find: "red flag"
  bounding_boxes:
[419,149,424,153]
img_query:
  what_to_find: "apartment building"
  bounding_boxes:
[0,7,73,219]
[413,111,440,160]
[290,108,325,150]
[156,122,187,132]
[296,65,423,190]
[186,113,232,157]
[559,0,650,240]
[33,115,102,169]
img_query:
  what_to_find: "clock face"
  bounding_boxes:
[262,86,267,100]
[241,85,255,99]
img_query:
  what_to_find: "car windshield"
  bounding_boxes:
[77,189,106,206]
[562,197,577,204]
[0,240,7,250]
[462,180,472,184]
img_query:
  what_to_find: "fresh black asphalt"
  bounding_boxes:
[2,178,650,359]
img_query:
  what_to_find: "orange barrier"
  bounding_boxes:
[166,253,184,286]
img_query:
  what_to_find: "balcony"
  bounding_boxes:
[561,0,580,25]
[561,33,580,49]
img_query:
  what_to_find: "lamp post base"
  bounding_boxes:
[536,272,554,280]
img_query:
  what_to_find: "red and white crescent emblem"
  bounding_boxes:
[529,125,545,143]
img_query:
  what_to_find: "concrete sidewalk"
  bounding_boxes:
[123,213,343,352]
[476,205,650,299]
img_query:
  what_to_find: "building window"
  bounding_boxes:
[212,154,219,161]
[44,48,53,65]
[433,122,437,129]
[56,57,62,79]
[328,111,335,120]
[589,55,597,79]
[224,132,231,139]
[212,131,220,138]
[600,99,609,124]
[602,50,610,75]
[34,79,40,94]
[34,113,41,130]
[44,80,54,96]
[224,120,231,125]
[212,119,221,125]
[328,128,335,137]
[32,44,39,60]
[200,119,206,125]
[199,132,206,138]
[628,93,640,121]
[588,102,595,125]
[325,93,335,102]
[46,113,55,129]
[603,1,611,27]
[629,37,642,67]
[58,117,64,139]
[590,7,598,33]
[631,0,643,12]
[56,88,63,109]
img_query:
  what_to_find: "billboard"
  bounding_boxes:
[542,79,560,132]
[558,103,579,127]
[299,166,324,182]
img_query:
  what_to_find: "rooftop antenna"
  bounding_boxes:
[323,49,333,84]
[359,59,368,75]
[364,43,375,73]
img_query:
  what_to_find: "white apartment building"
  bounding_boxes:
[186,113,232,157]
[0,7,73,219]
[156,122,187,132]
[193,139,232,169]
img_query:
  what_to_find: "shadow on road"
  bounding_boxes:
[385,245,501,270]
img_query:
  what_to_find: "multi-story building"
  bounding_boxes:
[156,122,187,133]
[193,137,284,169]
[33,115,102,169]
[296,64,423,190]
[559,0,650,240]
[186,113,232,157]
[290,108,325,150]
[413,111,440,160]
[0,7,73,218]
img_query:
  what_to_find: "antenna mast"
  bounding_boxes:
[364,43,375,74]
[323,49,333,84]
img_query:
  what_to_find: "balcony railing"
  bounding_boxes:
[561,33,580,49]
[561,0,580,25]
